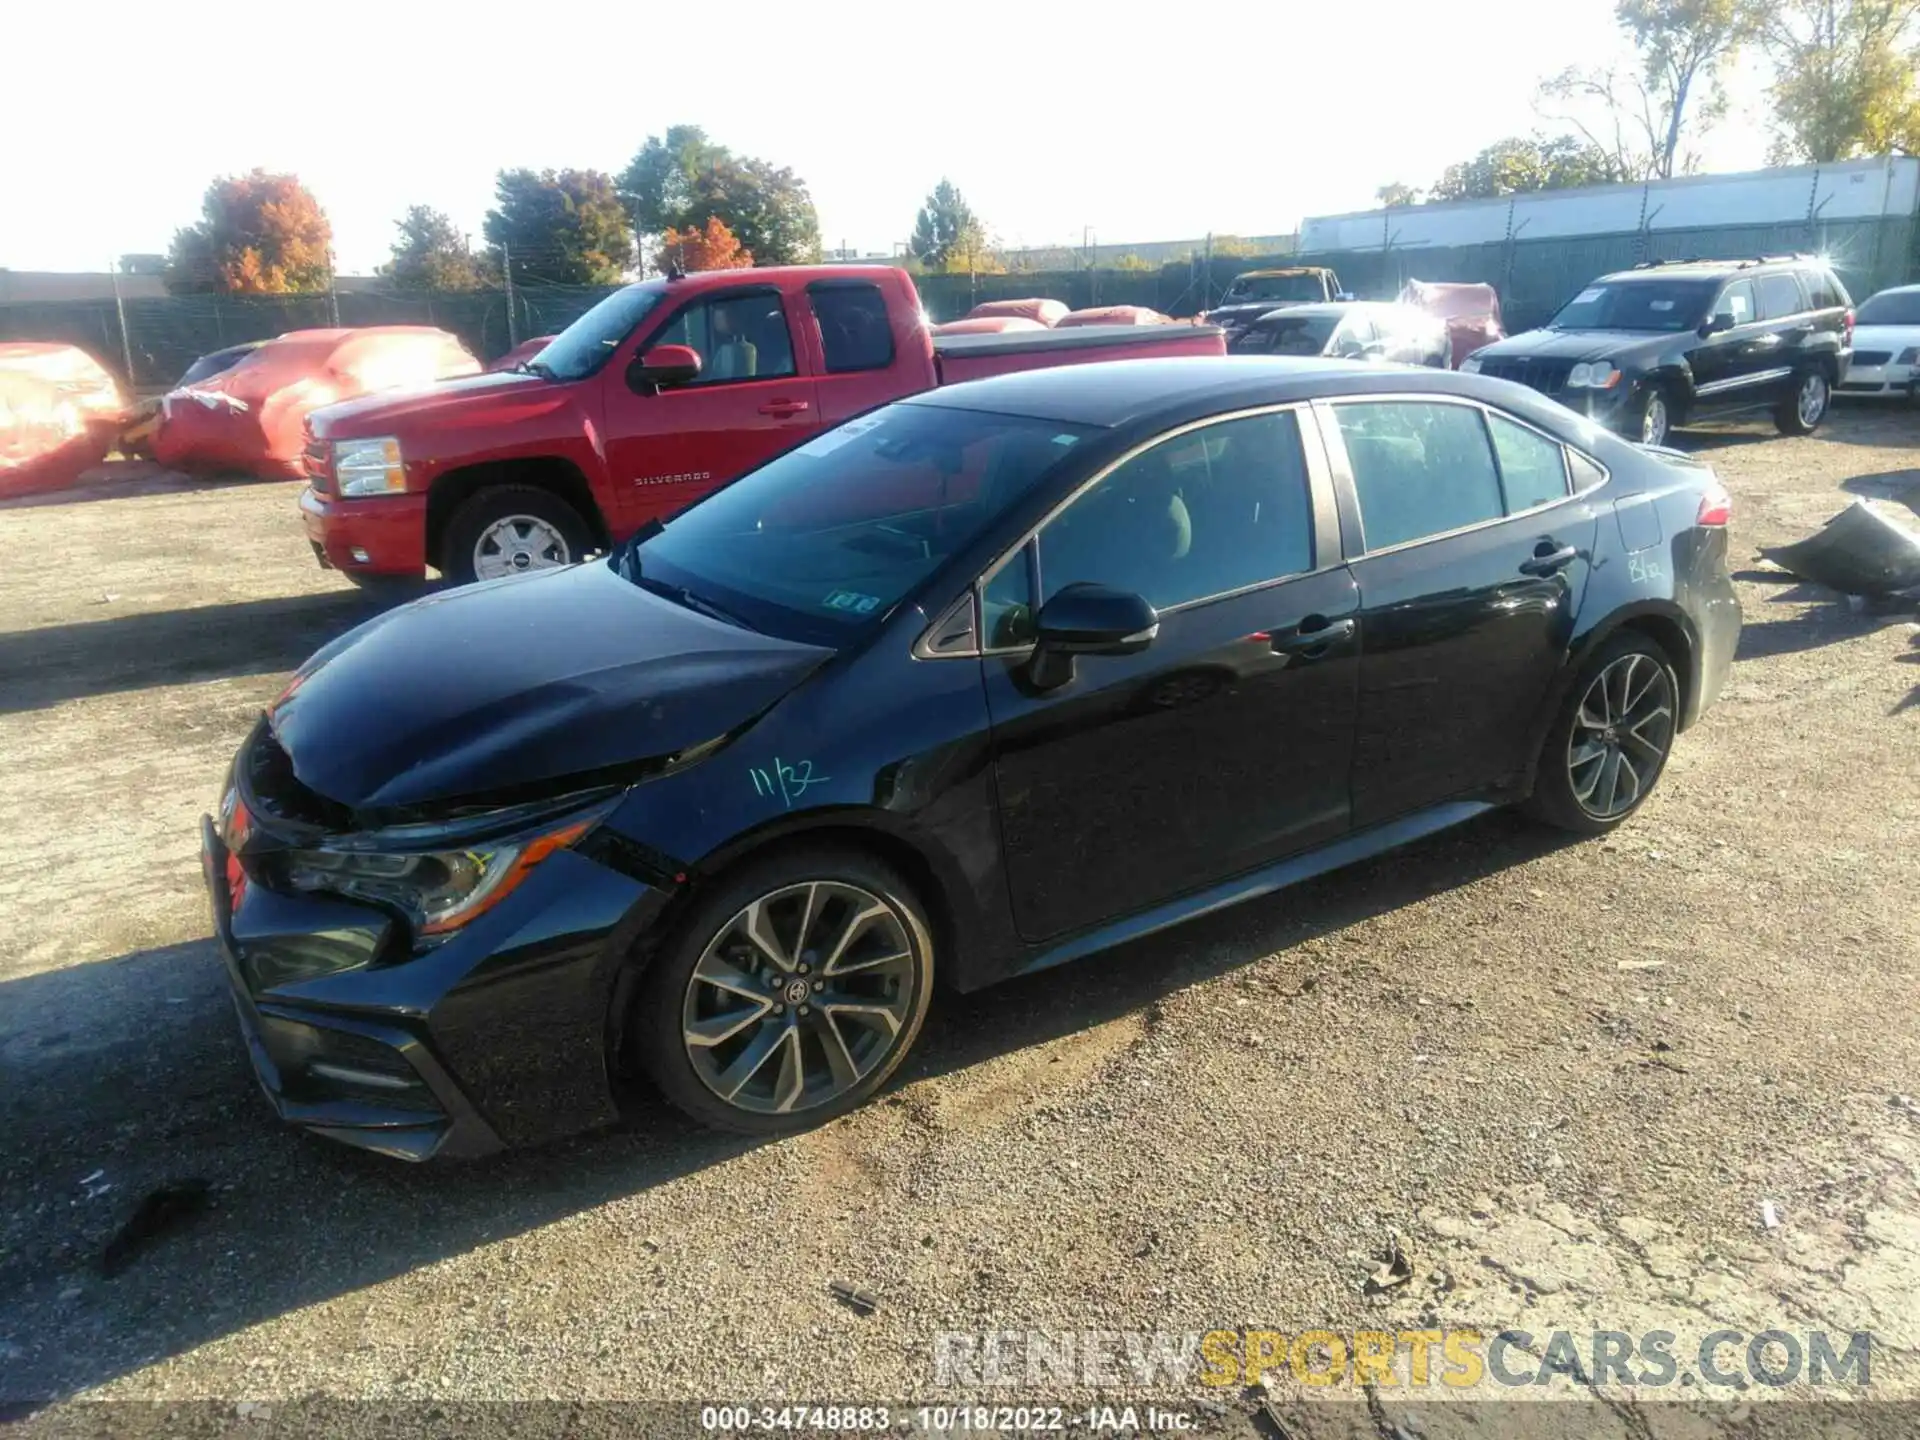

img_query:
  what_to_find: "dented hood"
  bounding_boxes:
[271,562,833,813]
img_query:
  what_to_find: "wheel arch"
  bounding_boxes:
[1520,601,1701,794]
[425,457,611,572]
[602,809,970,1090]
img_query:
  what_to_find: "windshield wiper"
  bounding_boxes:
[638,575,757,632]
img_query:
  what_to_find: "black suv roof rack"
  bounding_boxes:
[1625,253,1822,275]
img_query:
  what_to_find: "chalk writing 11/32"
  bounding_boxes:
[751,758,829,809]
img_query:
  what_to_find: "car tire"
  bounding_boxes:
[1775,367,1831,436]
[1627,384,1673,447]
[441,485,594,585]
[1523,632,1680,836]
[628,846,936,1135]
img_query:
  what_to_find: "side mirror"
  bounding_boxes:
[1334,291,1356,302]
[1026,583,1157,690]
[1360,341,1389,360]
[627,343,702,392]
[1700,313,1735,337]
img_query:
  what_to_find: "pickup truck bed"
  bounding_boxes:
[934,324,1225,383]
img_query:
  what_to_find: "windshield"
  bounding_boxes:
[1856,290,1920,326]
[621,404,1096,646]
[1549,279,1715,332]
[1225,274,1325,303]
[532,283,667,380]
[1231,314,1339,356]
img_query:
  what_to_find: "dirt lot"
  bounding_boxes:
[1,418,1917,1437]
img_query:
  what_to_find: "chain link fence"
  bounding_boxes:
[5,215,1916,390]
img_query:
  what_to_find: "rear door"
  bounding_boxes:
[600,284,820,526]
[1753,269,1813,401]
[982,407,1359,941]
[804,279,906,427]
[1318,396,1602,828]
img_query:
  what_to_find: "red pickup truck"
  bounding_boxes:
[300,265,1225,584]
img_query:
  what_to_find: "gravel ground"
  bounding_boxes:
[1,417,1917,1437]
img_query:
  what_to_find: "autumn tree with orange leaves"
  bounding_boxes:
[652,217,753,273]
[166,170,333,294]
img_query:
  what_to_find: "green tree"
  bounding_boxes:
[383,205,495,290]
[1537,1,1755,182]
[483,169,634,285]
[910,179,980,270]
[165,169,332,294]
[1375,182,1422,207]
[618,125,821,264]
[1430,136,1622,201]
[1759,0,1920,161]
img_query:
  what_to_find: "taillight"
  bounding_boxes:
[1697,481,1732,527]
[1843,308,1856,345]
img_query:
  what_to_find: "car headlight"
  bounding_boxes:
[1897,347,1919,366]
[332,436,406,496]
[282,793,618,942]
[1458,355,1483,373]
[1568,363,1622,389]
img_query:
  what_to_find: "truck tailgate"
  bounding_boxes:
[933,323,1225,385]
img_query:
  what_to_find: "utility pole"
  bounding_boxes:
[327,248,341,326]
[1203,232,1213,311]
[109,257,135,389]
[503,242,519,347]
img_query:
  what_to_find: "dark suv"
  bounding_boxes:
[1460,257,1853,446]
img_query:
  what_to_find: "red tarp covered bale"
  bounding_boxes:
[1399,280,1506,368]
[1055,306,1172,328]
[931,316,1048,336]
[153,327,480,480]
[0,343,126,499]
[965,298,1070,327]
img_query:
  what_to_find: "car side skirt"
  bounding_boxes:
[1011,800,1497,979]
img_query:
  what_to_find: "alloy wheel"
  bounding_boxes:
[1640,393,1669,447]
[473,515,571,580]
[1797,372,1829,428]
[1567,652,1676,820]
[681,881,921,1115]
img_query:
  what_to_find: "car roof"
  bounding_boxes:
[1234,267,1330,279]
[908,356,1508,427]
[1251,302,1354,320]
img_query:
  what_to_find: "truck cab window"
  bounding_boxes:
[654,293,797,385]
[810,284,895,373]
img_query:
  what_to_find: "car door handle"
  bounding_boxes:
[1751,333,1783,348]
[1520,544,1580,576]
[758,399,811,417]
[1270,615,1356,658]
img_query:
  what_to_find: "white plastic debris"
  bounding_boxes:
[1761,1200,1781,1230]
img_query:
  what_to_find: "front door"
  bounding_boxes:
[1686,277,1757,416]
[983,408,1360,942]
[601,285,819,531]
[1320,397,1601,828]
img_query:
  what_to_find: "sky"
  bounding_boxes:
[3,0,1777,276]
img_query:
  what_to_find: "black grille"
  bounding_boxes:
[1852,350,1892,366]
[1478,356,1576,394]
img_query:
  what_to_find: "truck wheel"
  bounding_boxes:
[442,485,593,585]
[1628,385,1673,447]
[1774,368,1830,436]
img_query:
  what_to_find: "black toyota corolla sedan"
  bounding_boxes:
[203,358,1741,1160]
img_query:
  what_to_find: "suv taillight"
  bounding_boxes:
[1843,308,1855,345]
[1697,480,1733,527]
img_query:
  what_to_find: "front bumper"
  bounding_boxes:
[300,485,429,579]
[200,804,663,1160]
[1837,361,1917,396]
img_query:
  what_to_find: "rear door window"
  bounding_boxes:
[1487,412,1570,511]
[1332,401,1505,551]
[1756,272,1806,322]
[809,283,895,373]
[1801,268,1841,311]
